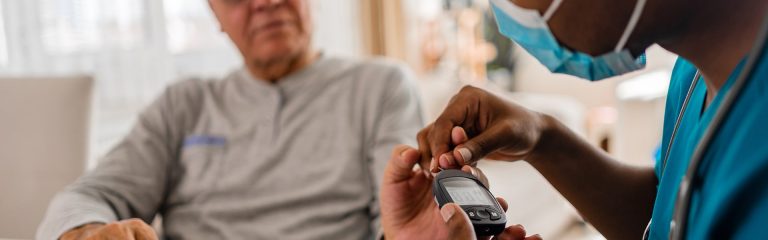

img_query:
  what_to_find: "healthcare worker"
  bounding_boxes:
[379,0,768,239]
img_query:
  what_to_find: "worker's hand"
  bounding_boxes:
[380,145,541,240]
[417,86,552,172]
[59,219,158,240]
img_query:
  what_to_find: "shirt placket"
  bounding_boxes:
[258,87,284,147]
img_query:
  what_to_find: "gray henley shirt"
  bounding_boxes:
[37,56,424,240]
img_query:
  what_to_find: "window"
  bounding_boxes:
[0,1,8,66]
[39,0,146,55]
[164,0,230,54]
[163,0,241,78]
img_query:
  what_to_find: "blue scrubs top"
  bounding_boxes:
[649,42,768,239]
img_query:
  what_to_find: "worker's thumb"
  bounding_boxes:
[440,203,476,240]
[454,125,508,165]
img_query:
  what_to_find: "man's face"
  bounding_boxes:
[210,0,312,66]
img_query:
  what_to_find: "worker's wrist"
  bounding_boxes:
[59,223,105,240]
[525,113,569,165]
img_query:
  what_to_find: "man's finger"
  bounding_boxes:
[440,203,476,240]
[113,219,154,240]
[385,145,419,183]
[118,222,136,240]
[460,165,490,189]
[126,219,157,240]
[494,224,527,240]
[133,226,158,240]
[525,234,543,240]
[496,197,508,212]
[92,223,129,239]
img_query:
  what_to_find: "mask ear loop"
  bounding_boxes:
[615,0,648,52]
[542,0,564,21]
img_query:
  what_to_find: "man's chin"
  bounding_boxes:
[248,41,301,59]
[249,49,302,66]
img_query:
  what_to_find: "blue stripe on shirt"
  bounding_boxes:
[183,135,226,147]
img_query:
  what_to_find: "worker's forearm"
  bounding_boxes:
[526,115,657,239]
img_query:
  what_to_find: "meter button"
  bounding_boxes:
[476,209,491,219]
[487,209,502,220]
[466,209,481,220]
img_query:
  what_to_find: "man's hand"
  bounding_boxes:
[380,145,542,240]
[60,219,157,240]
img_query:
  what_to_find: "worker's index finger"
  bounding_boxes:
[428,118,454,163]
[428,100,473,162]
[417,125,434,171]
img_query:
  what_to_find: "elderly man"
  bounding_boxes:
[37,0,422,239]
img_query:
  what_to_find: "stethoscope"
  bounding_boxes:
[640,14,768,240]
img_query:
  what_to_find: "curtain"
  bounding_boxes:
[360,0,407,61]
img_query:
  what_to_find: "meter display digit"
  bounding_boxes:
[444,180,494,206]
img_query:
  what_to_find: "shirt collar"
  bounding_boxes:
[235,53,331,93]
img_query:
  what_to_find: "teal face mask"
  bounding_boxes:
[489,0,648,81]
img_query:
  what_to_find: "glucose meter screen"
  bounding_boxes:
[444,179,493,206]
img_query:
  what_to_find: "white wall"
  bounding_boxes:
[311,0,363,57]
[512,45,678,109]
[512,45,679,165]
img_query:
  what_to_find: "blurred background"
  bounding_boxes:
[0,0,679,239]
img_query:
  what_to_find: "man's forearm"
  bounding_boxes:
[526,115,657,239]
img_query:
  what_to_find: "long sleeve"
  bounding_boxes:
[36,81,203,240]
[366,63,424,237]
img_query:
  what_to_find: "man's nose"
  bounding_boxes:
[250,0,285,11]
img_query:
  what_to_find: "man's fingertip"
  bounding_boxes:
[515,224,525,231]
[400,147,421,164]
[440,204,457,222]
[393,145,410,159]
[398,146,410,157]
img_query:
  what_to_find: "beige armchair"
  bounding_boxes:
[0,76,93,239]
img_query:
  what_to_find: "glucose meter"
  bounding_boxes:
[433,169,506,236]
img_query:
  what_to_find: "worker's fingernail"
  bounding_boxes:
[457,148,472,164]
[440,155,451,168]
[440,205,456,222]
[447,154,457,167]
[430,158,437,172]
